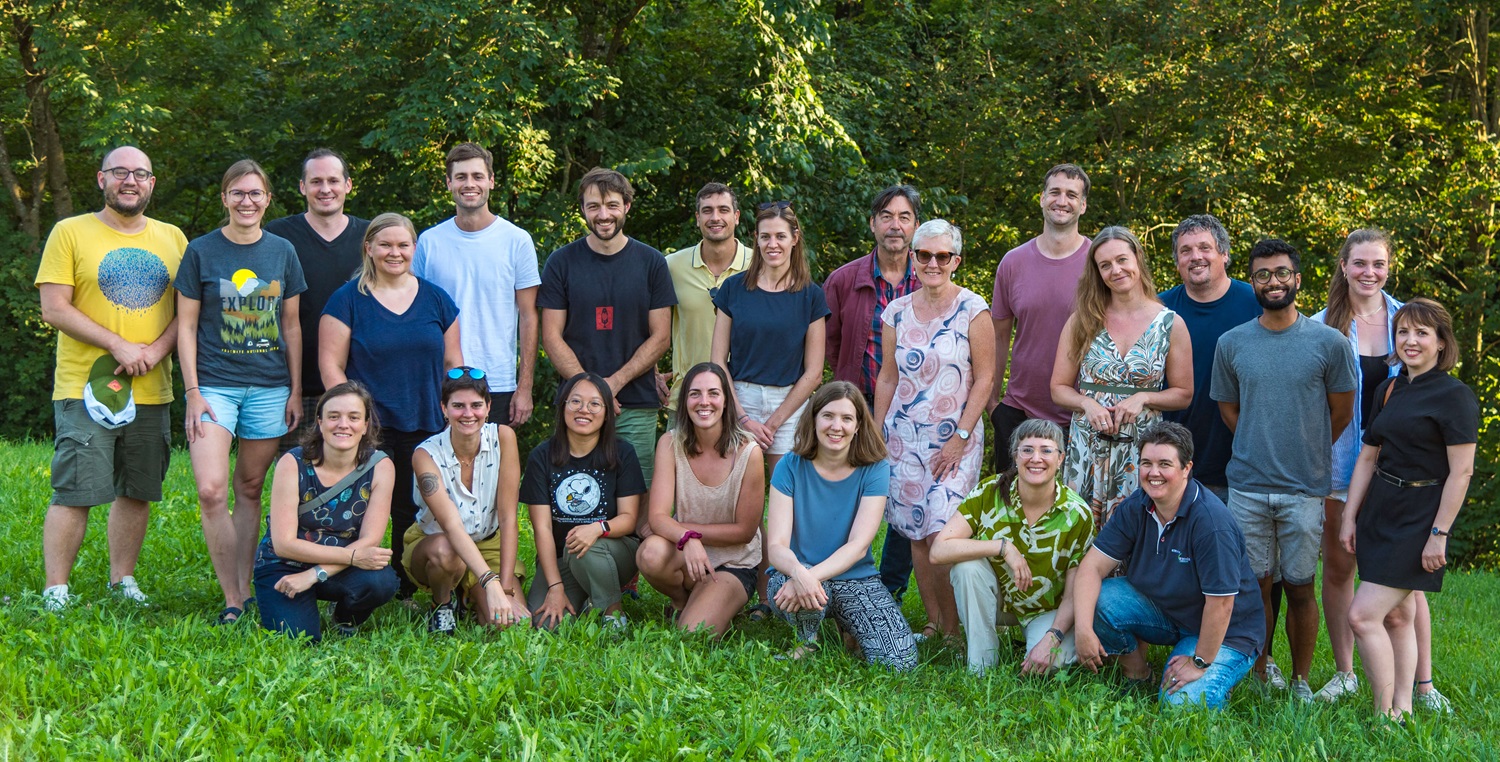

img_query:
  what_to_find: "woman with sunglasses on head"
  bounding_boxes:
[872,219,994,642]
[320,212,462,596]
[1051,226,1193,525]
[636,362,766,638]
[520,372,648,630]
[766,381,916,670]
[176,159,307,625]
[406,369,526,635]
[254,381,398,641]
[1341,298,1477,722]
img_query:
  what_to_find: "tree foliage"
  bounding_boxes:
[3,0,1498,563]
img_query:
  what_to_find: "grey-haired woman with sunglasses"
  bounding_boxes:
[320,212,463,595]
[872,219,994,642]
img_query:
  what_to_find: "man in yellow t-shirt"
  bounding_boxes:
[34,146,186,611]
[658,182,752,410]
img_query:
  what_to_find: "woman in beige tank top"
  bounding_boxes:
[637,362,766,638]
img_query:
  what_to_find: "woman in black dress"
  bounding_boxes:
[1341,298,1478,721]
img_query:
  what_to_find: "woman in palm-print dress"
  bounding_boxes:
[1052,226,1193,525]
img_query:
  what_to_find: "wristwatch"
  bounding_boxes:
[1431,526,1451,537]
[1191,654,1212,670]
[957,428,971,441]
[313,565,329,583]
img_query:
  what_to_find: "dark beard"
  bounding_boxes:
[104,188,150,217]
[587,217,625,241]
[1254,282,1299,310]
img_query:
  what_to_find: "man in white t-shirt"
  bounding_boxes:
[413,142,541,425]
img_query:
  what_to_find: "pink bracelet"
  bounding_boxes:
[676,530,703,551]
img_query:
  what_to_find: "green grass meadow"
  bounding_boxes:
[0,441,1496,760]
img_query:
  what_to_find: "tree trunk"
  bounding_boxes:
[12,12,74,222]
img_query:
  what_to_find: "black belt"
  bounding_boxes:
[1376,467,1440,489]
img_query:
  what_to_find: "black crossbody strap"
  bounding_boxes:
[298,451,388,516]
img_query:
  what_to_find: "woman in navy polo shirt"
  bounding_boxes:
[319,212,462,597]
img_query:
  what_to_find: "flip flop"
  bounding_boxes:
[746,603,773,621]
[214,606,244,626]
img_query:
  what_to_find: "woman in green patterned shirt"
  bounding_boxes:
[931,419,1096,674]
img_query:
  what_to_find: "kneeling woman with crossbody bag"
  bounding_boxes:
[253,382,399,641]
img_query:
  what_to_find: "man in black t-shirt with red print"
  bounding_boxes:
[538,167,676,489]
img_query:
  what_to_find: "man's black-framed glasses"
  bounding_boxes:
[103,167,154,182]
[1250,267,1297,284]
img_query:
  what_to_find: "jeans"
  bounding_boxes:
[877,524,913,599]
[950,559,1077,674]
[253,562,399,642]
[1093,577,1256,709]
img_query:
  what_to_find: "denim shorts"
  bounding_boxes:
[1226,489,1324,585]
[198,385,291,440]
[734,381,805,455]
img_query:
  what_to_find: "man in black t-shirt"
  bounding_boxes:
[538,168,676,488]
[266,148,368,452]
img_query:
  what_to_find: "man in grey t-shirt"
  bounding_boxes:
[1211,238,1355,702]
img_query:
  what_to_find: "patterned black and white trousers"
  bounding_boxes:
[766,571,917,671]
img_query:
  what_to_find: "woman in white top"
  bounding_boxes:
[407,368,527,634]
[637,362,766,638]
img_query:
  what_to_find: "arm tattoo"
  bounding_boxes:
[418,473,441,497]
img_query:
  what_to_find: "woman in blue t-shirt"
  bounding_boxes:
[176,159,308,626]
[711,202,830,473]
[519,372,647,630]
[320,212,461,598]
[765,381,917,670]
[253,381,398,641]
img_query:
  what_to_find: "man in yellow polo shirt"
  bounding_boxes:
[35,145,186,611]
[658,183,753,409]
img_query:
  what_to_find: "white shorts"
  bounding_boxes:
[734,381,805,456]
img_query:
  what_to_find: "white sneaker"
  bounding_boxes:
[42,584,72,612]
[1313,671,1359,703]
[108,576,149,605]
[1415,686,1454,714]
[1264,660,1288,691]
[1290,678,1315,703]
[604,613,629,632]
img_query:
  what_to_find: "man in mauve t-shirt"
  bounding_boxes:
[988,164,1092,474]
[265,147,368,451]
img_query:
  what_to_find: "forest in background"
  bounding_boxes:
[3,0,1499,564]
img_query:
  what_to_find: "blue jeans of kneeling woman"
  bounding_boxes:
[254,562,399,642]
[1094,577,1255,709]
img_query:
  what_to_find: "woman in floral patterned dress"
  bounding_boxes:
[1051,226,1193,525]
[874,220,994,641]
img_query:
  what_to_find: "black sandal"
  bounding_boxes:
[214,606,244,626]
[746,603,773,621]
